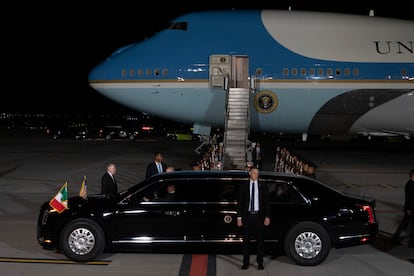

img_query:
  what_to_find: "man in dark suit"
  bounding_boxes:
[252,142,263,170]
[393,168,414,247]
[101,162,118,198]
[145,152,167,179]
[237,167,270,270]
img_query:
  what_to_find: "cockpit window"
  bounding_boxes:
[168,22,188,31]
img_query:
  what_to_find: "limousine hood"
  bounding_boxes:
[67,195,118,210]
[40,195,117,216]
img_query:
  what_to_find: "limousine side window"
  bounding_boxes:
[179,179,239,202]
[136,179,206,202]
[293,178,341,202]
[141,179,181,202]
[135,178,241,203]
[267,181,305,203]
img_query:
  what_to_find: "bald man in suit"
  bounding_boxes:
[101,162,118,198]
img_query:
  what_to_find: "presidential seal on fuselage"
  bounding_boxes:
[254,90,278,113]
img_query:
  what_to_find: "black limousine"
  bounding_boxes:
[37,170,378,266]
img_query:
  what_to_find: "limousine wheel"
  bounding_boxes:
[60,218,105,262]
[284,221,331,266]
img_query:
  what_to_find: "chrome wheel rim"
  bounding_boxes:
[68,227,95,256]
[294,231,322,259]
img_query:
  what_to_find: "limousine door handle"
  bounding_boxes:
[338,208,354,217]
[165,210,180,216]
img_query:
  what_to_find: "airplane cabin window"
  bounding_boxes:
[146,69,152,76]
[121,69,127,77]
[352,68,359,76]
[162,68,168,76]
[291,68,298,76]
[344,68,350,76]
[327,68,333,77]
[282,68,289,76]
[309,68,315,76]
[335,69,341,76]
[255,68,263,76]
[138,69,143,76]
[129,69,135,76]
[317,68,324,76]
[300,68,306,76]
[401,68,407,77]
[154,69,160,76]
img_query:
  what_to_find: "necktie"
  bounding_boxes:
[250,181,255,211]
[157,163,162,173]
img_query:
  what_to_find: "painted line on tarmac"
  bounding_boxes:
[377,183,398,189]
[344,183,360,189]
[179,254,216,276]
[0,257,111,265]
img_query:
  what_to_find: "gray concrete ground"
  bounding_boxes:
[0,132,413,275]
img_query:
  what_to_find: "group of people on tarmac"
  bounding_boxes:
[274,146,316,178]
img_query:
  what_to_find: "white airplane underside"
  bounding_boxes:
[90,82,414,137]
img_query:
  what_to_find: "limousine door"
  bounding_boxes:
[189,179,242,244]
[114,180,187,245]
[264,180,311,242]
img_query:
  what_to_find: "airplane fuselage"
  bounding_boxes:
[88,10,414,137]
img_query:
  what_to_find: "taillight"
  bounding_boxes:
[361,205,375,224]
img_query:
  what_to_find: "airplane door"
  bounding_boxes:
[209,55,231,88]
[209,55,249,89]
[231,55,249,89]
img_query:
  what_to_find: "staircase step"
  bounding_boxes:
[223,88,250,170]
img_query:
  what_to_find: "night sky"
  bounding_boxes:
[3,1,413,114]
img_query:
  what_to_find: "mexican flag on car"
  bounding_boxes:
[49,182,68,213]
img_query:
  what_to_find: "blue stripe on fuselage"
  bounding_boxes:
[88,10,412,82]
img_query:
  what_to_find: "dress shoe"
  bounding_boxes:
[257,263,264,270]
[241,263,249,270]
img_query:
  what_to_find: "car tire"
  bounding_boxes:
[284,221,331,266]
[60,218,105,262]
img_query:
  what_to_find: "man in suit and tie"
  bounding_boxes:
[237,167,270,270]
[101,162,118,198]
[145,152,167,179]
[252,142,263,170]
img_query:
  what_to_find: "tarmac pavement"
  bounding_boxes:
[0,131,413,275]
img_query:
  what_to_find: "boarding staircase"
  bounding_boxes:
[222,87,250,170]
[208,54,252,170]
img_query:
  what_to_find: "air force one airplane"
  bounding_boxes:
[88,9,414,140]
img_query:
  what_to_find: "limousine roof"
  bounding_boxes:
[142,169,315,183]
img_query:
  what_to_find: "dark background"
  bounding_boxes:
[3,1,413,114]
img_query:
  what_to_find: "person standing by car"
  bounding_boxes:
[252,142,263,169]
[237,167,270,270]
[101,162,118,198]
[145,152,167,179]
[393,168,414,247]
